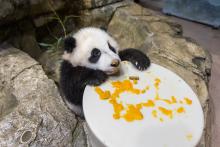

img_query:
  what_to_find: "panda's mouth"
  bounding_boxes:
[106,68,120,75]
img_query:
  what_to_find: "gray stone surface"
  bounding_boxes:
[83,0,123,9]
[39,47,63,83]
[0,45,89,147]
[0,0,65,26]
[79,1,129,28]
[0,0,124,27]
[108,2,212,146]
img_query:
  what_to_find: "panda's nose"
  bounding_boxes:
[111,59,120,67]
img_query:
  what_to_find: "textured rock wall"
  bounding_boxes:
[0,44,90,147]
[0,0,126,60]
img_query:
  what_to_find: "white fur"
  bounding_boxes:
[62,27,121,73]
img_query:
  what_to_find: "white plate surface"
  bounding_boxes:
[83,62,204,147]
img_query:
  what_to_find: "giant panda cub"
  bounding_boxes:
[60,27,150,117]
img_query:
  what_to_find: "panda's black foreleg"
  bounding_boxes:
[85,69,108,86]
[119,48,150,71]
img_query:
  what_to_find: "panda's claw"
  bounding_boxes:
[134,60,150,71]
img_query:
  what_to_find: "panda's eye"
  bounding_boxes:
[91,48,101,57]
[89,48,101,63]
[108,42,116,53]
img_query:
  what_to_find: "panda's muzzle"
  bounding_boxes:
[111,59,120,67]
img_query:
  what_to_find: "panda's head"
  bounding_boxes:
[62,27,121,75]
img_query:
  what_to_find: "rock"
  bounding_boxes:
[0,0,65,26]
[0,0,124,27]
[108,2,212,146]
[39,46,63,83]
[0,45,90,146]
[7,20,42,60]
[83,0,123,9]
[30,0,65,16]
[79,1,129,28]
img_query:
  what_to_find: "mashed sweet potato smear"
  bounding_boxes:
[154,78,161,90]
[177,107,185,113]
[184,97,192,105]
[158,107,173,119]
[95,87,111,100]
[123,105,143,122]
[143,100,155,107]
[94,78,193,122]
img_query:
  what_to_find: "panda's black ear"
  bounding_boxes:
[64,36,76,53]
[100,26,107,32]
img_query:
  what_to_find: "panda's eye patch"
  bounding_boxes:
[89,48,101,63]
[108,42,116,53]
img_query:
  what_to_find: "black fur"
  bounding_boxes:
[89,48,101,63]
[64,37,76,53]
[119,48,150,71]
[108,42,116,53]
[60,60,108,106]
[100,26,107,32]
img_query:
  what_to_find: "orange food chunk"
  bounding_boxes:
[136,103,143,109]
[154,93,160,100]
[109,99,124,112]
[171,96,177,103]
[122,80,133,89]
[161,99,172,104]
[95,87,111,100]
[154,78,161,90]
[184,97,192,105]
[112,81,122,88]
[141,86,149,94]
[131,89,140,94]
[158,107,173,118]
[113,113,120,119]
[143,100,155,107]
[159,117,164,122]
[177,107,185,113]
[152,110,157,118]
[123,105,143,122]
[145,86,150,90]
[109,99,124,118]
[186,133,193,141]
[133,80,138,84]
[111,89,121,99]
[141,89,146,93]
[155,78,161,83]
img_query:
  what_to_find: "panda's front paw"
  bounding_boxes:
[134,57,150,71]
[89,79,104,86]
[87,71,108,86]
[119,49,150,71]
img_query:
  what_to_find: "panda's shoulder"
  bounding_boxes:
[60,60,91,76]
